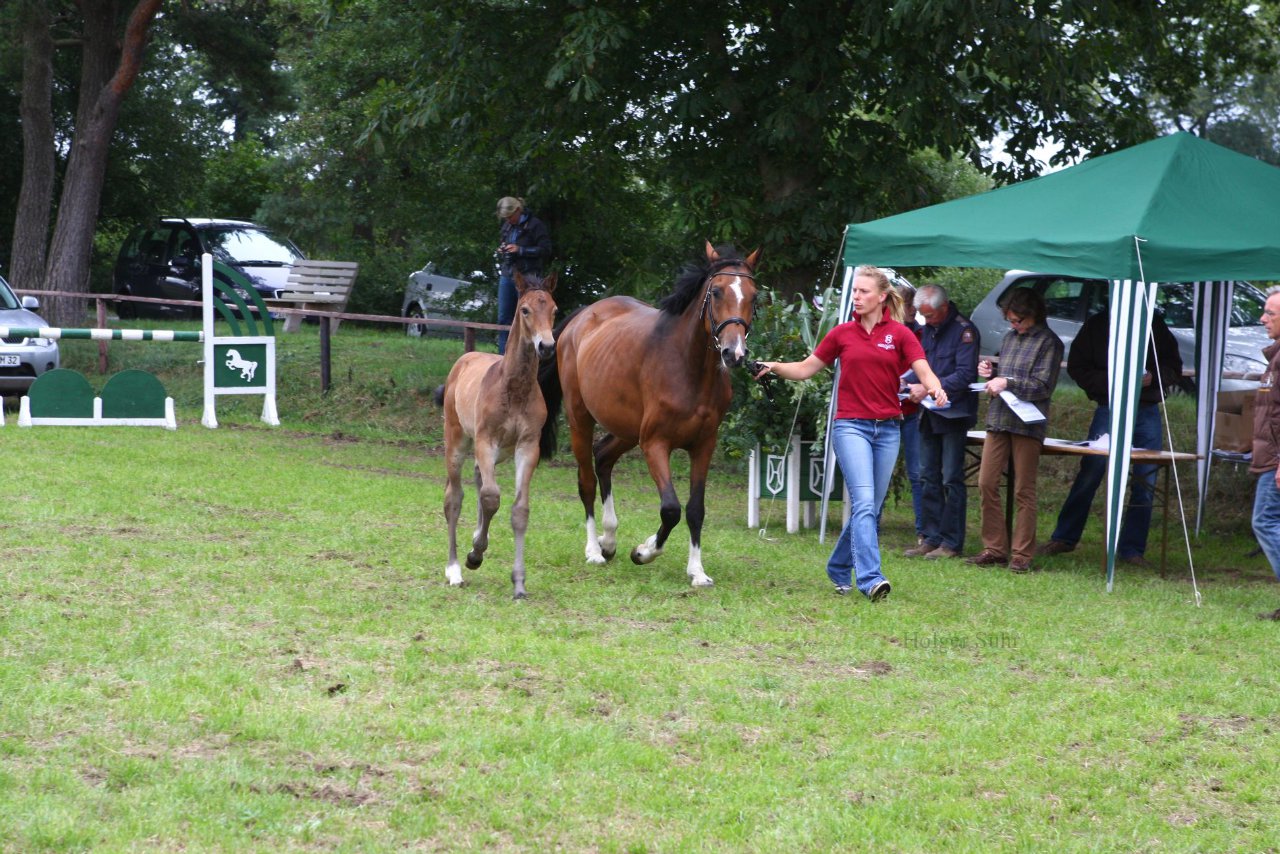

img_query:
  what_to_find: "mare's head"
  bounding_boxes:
[513,270,558,361]
[700,241,760,369]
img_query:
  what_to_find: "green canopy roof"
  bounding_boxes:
[843,132,1280,282]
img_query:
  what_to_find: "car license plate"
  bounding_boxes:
[0,354,20,367]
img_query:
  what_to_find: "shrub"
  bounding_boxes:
[723,287,843,458]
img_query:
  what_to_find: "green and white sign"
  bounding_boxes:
[214,342,268,388]
[747,436,846,533]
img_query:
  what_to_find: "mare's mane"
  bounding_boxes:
[656,244,749,318]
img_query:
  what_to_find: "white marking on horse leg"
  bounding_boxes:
[686,542,713,587]
[446,560,464,587]
[599,494,618,556]
[584,516,606,565]
[632,533,662,565]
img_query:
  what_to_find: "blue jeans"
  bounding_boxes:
[1253,472,1280,581]
[827,418,900,594]
[900,411,923,536]
[496,274,517,354]
[1050,404,1161,558]
[919,424,969,552]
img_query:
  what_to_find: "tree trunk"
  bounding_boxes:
[9,0,56,293]
[42,0,163,327]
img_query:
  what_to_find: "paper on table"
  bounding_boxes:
[998,390,1046,423]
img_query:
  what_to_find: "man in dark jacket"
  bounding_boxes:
[902,284,981,560]
[495,196,552,354]
[1039,308,1183,564]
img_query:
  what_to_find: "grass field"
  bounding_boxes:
[2,321,1279,851]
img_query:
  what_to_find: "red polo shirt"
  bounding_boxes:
[814,311,926,420]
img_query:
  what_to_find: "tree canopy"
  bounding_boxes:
[3,0,1279,321]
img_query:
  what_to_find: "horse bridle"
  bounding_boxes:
[698,262,757,351]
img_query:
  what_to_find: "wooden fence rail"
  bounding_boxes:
[14,290,505,386]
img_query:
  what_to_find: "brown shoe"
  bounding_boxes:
[1010,557,1033,573]
[1119,554,1150,568]
[903,541,939,557]
[1037,539,1075,557]
[924,546,959,560]
[966,549,1008,567]
[1257,608,1280,621]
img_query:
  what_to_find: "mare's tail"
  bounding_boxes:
[537,309,582,460]
[432,384,446,407]
[537,351,562,460]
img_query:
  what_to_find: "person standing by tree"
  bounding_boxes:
[967,288,1064,573]
[755,266,948,601]
[1251,287,1280,620]
[902,284,981,561]
[495,197,551,354]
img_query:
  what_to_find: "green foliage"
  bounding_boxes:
[193,134,277,220]
[722,287,843,457]
[926,266,1007,317]
[338,0,1277,301]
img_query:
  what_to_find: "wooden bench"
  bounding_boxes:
[269,260,360,333]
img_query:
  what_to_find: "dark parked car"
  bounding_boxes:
[113,218,305,319]
[0,273,60,395]
[969,271,1271,386]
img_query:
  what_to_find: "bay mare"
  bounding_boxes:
[539,242,759,587]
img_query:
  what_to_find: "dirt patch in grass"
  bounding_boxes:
[321,462,437,479]
[1178,713,1252,738]
[241,780,379,806]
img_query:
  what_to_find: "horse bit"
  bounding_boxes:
[698,262,757,352]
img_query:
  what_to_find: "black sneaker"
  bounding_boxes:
[868,579,891,602]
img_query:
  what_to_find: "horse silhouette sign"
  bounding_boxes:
[214,343,266,387]
[201,256,279,427]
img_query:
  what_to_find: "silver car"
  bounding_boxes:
[0,274,61,396]
[402,263,491,337]
[968,271,1270,385]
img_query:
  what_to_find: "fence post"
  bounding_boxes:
[320,318,332,393]
[96,298,109,374]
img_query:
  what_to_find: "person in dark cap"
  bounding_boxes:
[495,196,552,354]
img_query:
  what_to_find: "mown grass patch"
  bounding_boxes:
[2,405,1279,851]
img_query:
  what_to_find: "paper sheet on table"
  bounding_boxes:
[998,390,1046,423]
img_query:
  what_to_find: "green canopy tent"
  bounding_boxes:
[836,132,1280,590]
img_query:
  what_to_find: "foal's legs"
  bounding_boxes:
[508,442,539,600]
[467,441,501,569]
[443,437,469,587]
